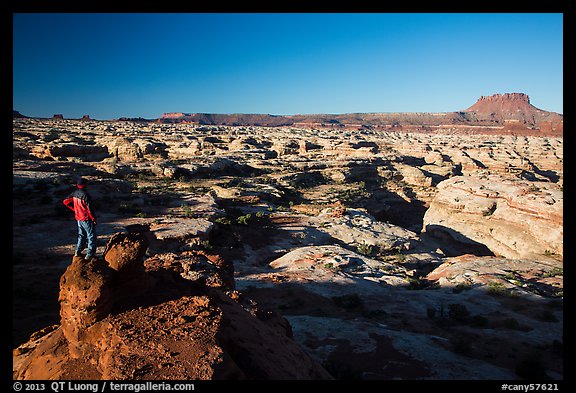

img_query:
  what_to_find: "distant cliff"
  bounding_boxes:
[14,93,562,133]
[464,93,563,129]
[155,93,562,132]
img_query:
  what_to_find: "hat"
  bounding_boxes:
[76,177,87,187]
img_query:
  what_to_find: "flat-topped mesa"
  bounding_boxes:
[466,93,535,114]
[161,112,190,119]
[476,93,530,104]
[463,92,562,131]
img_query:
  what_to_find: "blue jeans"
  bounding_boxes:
[76,220,96,257]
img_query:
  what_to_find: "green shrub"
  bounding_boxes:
[486,281,507,296]
[215,217,232,225]
[181,204,194,217]
[542,267,563,277]
[199,240,213,251]
[452,282,473,293]
[236,213,252,225]
[357,242,373,256]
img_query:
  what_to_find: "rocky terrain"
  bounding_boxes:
[13,233,331,379]
[13,95,563,380]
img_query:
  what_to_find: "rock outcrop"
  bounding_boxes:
[31,143,110,161]
[13,233,332,380]
[422,175,563,259]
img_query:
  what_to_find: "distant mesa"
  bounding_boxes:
[117,117,153,122]
[161,112,190,119]
[153,93,561,133]
[159,112,293,127]
[464,93,562,128]
[13,93,562,134]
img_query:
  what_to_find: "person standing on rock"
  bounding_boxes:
[63,177,98,260]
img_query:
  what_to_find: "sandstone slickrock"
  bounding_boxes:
[422,174,563,259]
[312,207,419,252]
[426,254,563,297]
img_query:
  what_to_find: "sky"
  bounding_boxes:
[12,13,563,119]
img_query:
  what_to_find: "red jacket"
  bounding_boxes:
[63,187,97,222]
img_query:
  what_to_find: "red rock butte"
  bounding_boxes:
[467,93,534,117]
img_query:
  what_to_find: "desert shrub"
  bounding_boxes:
[337,187,370,203]
[553,290,563,298]
[405,277,431,290]
[181,204,194,217]
[486,281,507,296]
[357,242,373,256]
[542,267,563,277]
[452,282,473,293]
[236,213,252,225]
[199,240,213,251]
[215,217,232,225]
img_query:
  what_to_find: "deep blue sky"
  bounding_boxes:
[13,13,563,119]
